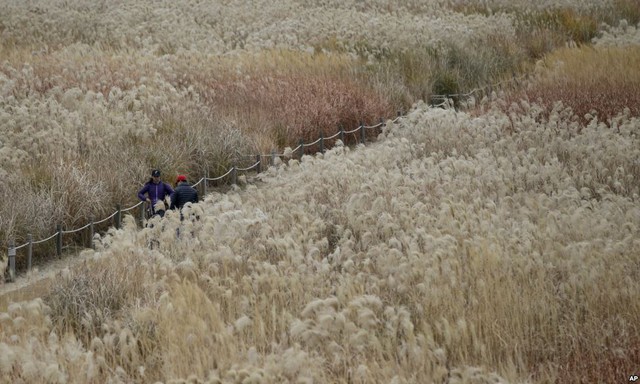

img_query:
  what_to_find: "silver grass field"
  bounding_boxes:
[2,99,639,382]
[1,0,639,383]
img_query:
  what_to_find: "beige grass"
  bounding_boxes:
[2,97,638,383]
[517,45,640,123]
[1,0,636,246]
[1,2,639,381]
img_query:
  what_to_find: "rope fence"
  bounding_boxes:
[428,73,528,107]
[3,74,524,283]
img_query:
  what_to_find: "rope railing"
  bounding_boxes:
[122,201,144,213]
[192,177,205,188]
[14,242,30,251]
[207,167,235,182]
[364,122,384,129]
[325,131,342,140]
[237,161,260,172]
[303,137,323,148]
[432,100,449,108]
[94,211,118,226]
[31,232,60,246]
[343,126,361,135]
[427,73,527,102]
[61,222,92,235]
[5,74,524,283]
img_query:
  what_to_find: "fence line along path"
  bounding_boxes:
[4,113,405,283]
[4,73,526,283]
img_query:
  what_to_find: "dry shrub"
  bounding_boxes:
[182,51,394,152]
[147,103,257,176]
[209,73,391,148]
[0,160,117,271]
[1,158,115,248]
[510,7,602,61]
[553,8,599,43]
[516,22,566,60]
[45,251,149,344]
[154,281,234,380]
[605,0,640,26]
[556,323,640,383]
[433,34,526,92]
[519,45,640,123]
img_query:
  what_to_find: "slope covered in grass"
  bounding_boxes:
[2,0,638,247]
[1,98,638,383]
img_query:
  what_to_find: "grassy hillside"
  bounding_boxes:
[1,1,639,382]
[2,97,639,383]
[1,0,639,247]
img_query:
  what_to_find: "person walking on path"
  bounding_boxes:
[138,169,175,217]
[170,175,199,212]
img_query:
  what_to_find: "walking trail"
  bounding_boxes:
[0,251,94,311]
[0,140,383,311]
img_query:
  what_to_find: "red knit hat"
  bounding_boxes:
[176,175,187,183]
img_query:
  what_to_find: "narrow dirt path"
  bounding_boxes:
[0,251,93,311]
[0,144,381,311]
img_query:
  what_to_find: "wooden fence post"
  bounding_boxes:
[56,224,62,257]
[231,166,237,185]
[89,217,95,249]
[360,121,365,144]
[256,154,261,174]
[115,204,122,229]
[8,239,15,282]
[27,234,32,272]
[339,126,345,144]
[203,171,208,196]
[139,202,145,225]
[320,132,324,153]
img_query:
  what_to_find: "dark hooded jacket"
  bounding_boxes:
[170,181,199,210]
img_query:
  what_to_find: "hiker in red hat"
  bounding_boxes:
[170,174,199,212]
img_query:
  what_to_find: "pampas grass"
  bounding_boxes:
[1,0,639,382]
[518,44,640,123]
[1,0,636,246]
[4,96,638,382]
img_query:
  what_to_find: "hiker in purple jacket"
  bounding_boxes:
[138,169,175,216]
